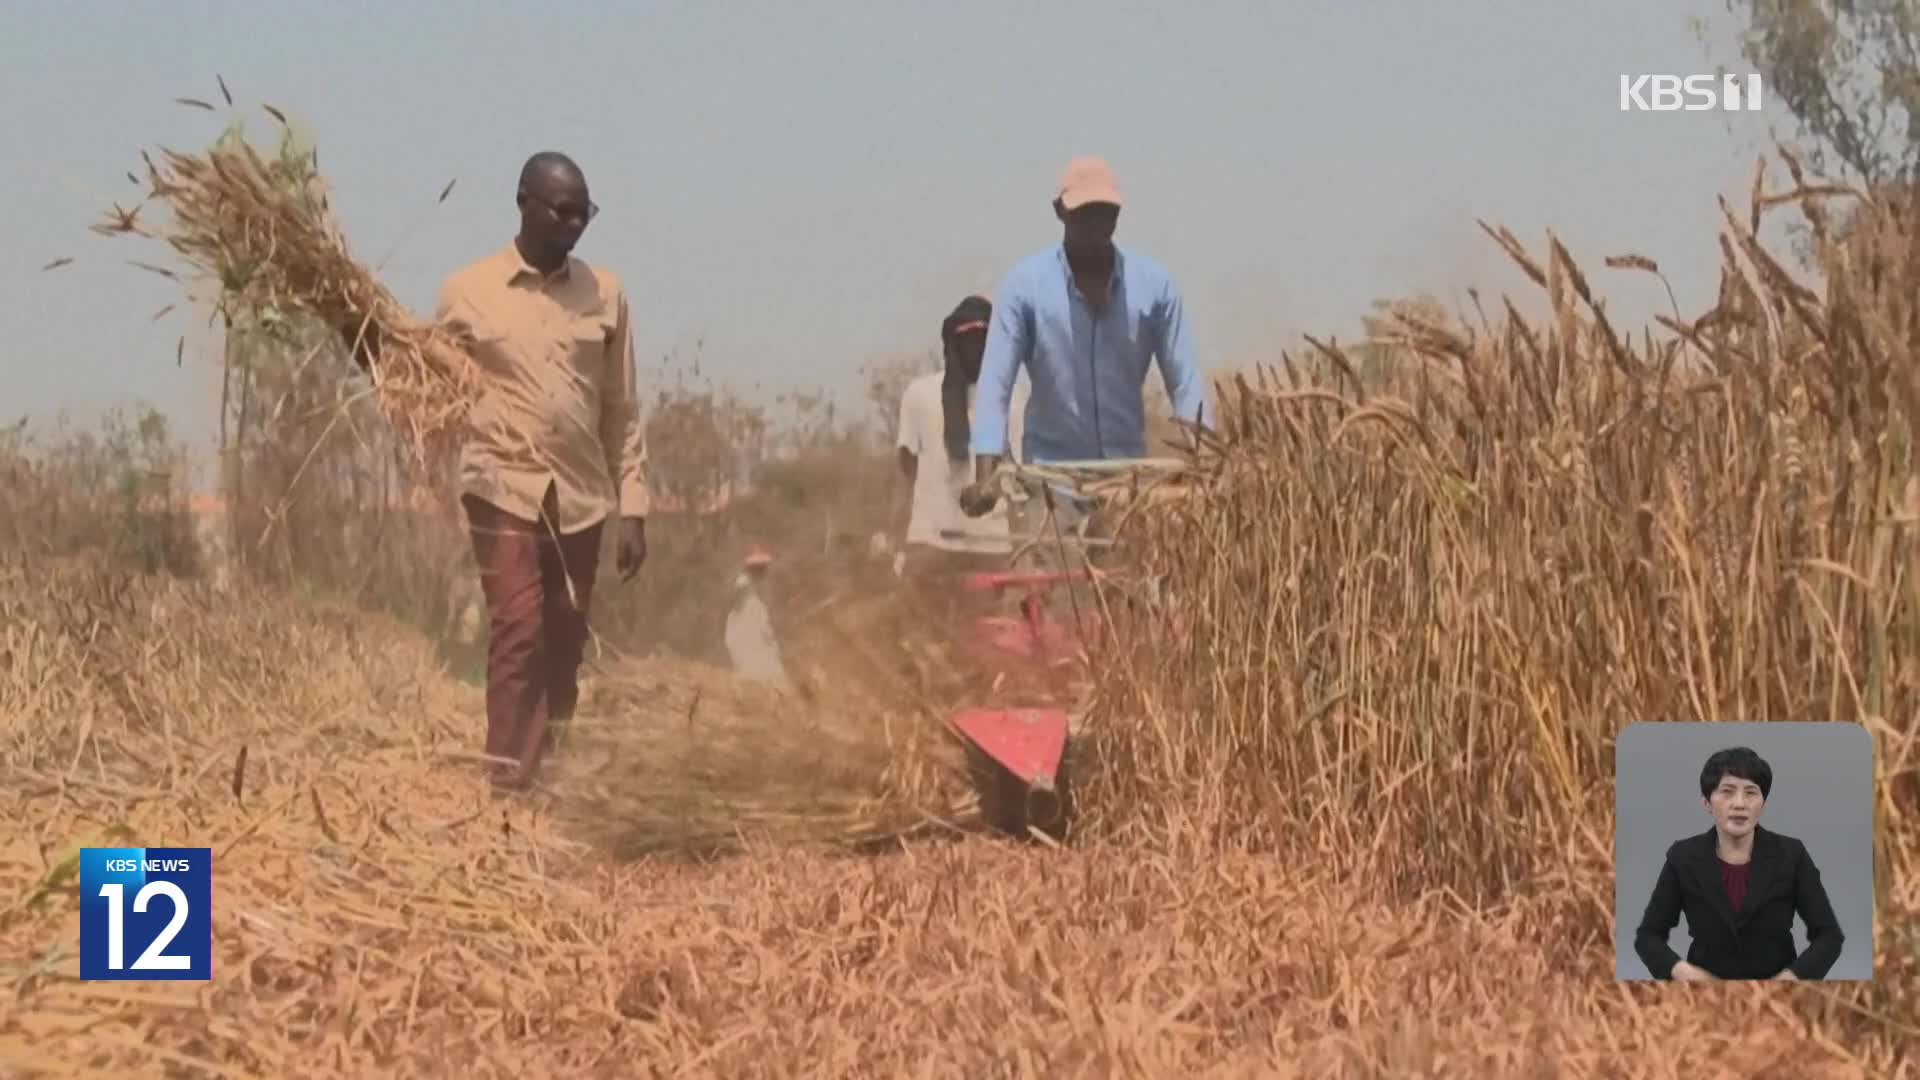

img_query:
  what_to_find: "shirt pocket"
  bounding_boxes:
[458,327,521,391]
[446,303,513,364]
[1131,304,1166,361]
[1136,300,1165,335]
[565,316,611,350]
[559,318,614,384]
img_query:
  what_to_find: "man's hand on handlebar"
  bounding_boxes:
[958,452,1005,518]
[958,483,999,518]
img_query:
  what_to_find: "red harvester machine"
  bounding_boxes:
[937,457,1179,841]
[947,565,1101,840]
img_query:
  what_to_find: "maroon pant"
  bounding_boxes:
[462,490,603,786]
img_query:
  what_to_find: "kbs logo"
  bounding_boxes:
[79,847,212,980]
[1620,74,1763,112]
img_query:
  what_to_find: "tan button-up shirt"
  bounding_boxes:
[435,243,649,533]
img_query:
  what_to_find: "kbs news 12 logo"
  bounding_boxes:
[1619,73,1763,112]
[79,847,212,980]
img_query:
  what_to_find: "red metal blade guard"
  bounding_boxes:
[951,707,1069,789]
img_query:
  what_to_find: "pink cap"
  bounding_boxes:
[1056,156,1122,210]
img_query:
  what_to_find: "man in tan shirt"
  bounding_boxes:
[382,151,649,790]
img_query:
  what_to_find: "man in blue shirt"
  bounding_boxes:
[958,155,1211,525]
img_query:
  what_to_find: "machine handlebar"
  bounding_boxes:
[959,568,1096,593]
[984,457,1188,500]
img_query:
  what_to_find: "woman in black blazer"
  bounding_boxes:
[1633,746,1845,981]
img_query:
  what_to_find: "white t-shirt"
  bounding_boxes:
[895,370,1028,554]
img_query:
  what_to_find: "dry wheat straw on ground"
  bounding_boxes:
[547,653,973,858]
[0,555,1909,1077]
[544,535,1121,858]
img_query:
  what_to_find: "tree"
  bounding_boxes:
[1723,0,1920,185]
[860,351,932,446]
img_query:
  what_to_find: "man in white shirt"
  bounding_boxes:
[891,295,1029,576]
[724,545,786,684]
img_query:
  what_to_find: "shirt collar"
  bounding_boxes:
[499,242,571,285]
[1055,243,1124,297]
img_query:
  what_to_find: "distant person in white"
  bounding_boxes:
[724,545,786,684]
[891,294,1028,575]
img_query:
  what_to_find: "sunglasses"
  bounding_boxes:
[524,190,599,226]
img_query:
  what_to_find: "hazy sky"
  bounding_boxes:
[4,2,1800,472]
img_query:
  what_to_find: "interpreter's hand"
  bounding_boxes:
[616,517,647,582]
[1773,969,1799,982]
[1670,961,1717,982]
[891,551,906,579]
[958,482,999,519]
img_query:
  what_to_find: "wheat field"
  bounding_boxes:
[0,151,1915,1076]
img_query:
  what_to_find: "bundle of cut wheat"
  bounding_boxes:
[548,654,976,858]
[95,98,478,462]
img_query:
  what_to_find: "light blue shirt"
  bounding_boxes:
[969,244,1212,463]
